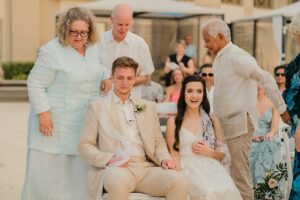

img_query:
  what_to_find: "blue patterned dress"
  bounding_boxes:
[249,108,281,184]
[284,53,300,200]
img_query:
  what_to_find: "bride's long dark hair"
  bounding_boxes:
[173,75,210,151]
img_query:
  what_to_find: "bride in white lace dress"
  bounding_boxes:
[166,75,242,200]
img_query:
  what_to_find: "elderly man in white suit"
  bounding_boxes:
[78,56,188,200]
[201,19,288,200]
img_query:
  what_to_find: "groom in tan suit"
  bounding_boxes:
[78,56,188,200]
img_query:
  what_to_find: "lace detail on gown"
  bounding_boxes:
[179,128,242,200]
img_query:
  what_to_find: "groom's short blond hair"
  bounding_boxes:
[111,56,139,75]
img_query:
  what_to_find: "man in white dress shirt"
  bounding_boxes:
[98,4,154,98]
[202,18,288,200]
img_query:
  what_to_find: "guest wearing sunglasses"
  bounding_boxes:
[199,63,214,112]
[274,65,286,94]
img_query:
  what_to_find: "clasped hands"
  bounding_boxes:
[252,132,275,143]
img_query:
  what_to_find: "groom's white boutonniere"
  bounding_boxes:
[134,104,147,114]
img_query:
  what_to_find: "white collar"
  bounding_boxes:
[107,30,130,44]
[215,41,233,59]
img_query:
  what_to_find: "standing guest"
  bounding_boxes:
[283,11,300,200]
[21,7,110,200]
[98,4,154,98]
[274,64,286,93]
[199,63,214,112]
[164,40,195,86]
[184,34,196,58]
[166,75,242,200]
[78,56,188,200]
[202,18,287,200]
[140,80,164,102]
[164,68,184,103]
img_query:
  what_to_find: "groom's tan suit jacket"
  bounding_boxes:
[78,93,171,200]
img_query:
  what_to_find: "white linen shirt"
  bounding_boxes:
[141,81,164,102]
[112,92,146,157]
[98,30,154,97]
[213,42,286,139]
[27,38,109,155]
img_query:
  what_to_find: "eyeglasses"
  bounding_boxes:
[69,30,89,37]
[201,73,214,77]
[275,73,285,77]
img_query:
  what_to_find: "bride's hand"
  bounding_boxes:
[192,141,213,157]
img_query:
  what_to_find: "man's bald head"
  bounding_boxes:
[111,4,133,42]
[111,4,133,20]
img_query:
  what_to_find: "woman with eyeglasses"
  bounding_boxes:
[274,65,286,94]
[22,7,110,200]
[283,11,300,200]
[199,63,214,112]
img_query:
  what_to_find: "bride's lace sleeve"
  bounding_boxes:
[216,140,231,173]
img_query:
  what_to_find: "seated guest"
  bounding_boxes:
[79,56,188,200]
[199,63,214,112]
[249,85,291,199]
[164,40,195,86]
[164,68,184,103]
[274,64,286,93]
[166,75,242,200]
[140,80,164,102]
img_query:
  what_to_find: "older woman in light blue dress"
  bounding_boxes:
[21,7,111,200]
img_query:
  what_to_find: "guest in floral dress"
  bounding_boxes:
[250,86,290,199]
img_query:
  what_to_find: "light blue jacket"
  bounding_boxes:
[27,38,109,155]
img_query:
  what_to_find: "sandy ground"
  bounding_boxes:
[0,102,29,200]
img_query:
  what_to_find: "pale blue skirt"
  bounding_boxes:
[21,149,89,200]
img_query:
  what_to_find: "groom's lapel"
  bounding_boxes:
[132,98,154,152]
[108,98,123,135]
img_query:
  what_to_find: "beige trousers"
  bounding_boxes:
[227,117,254,200]
[102,161,188,200]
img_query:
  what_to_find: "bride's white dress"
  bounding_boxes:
[179,127,242,200]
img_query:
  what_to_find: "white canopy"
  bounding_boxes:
[79,0,224,18]
[231,1,300,23]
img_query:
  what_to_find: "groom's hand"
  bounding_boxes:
[107,156,128,168]
[161,159,176,170]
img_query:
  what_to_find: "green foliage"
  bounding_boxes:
[254,162,287,200]
[2,62,34,80]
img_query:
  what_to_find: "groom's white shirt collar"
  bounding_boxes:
[112,90,134,105]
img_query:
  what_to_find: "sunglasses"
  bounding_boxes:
[201,73,214,77]
[275,73,285,77]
